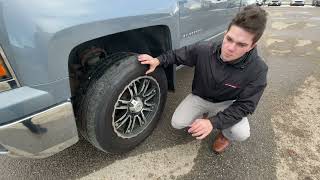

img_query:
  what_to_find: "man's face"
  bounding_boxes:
[221,25,256,62]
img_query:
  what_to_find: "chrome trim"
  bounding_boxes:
[176,31,225,71]
[0,151,8,155]
[175,31,225,71]
[205,31,225,41]
[0,102,79,158]
[0,45,20,87]
[0,144,8,154]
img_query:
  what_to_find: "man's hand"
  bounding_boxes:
[188,119,213,140]
[138,54,160,74]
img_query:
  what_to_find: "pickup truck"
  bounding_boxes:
[0,0,243,158]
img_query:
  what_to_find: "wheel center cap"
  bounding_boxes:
[129,98,143,113]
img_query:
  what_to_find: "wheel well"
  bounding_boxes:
[68,25,175,102]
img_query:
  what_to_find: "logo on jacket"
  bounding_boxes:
[224,83,240,89]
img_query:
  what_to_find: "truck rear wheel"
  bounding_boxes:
[78,53,167,153]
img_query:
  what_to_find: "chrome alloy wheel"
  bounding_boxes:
[112,76,160,138]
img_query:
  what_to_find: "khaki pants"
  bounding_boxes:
[171,94,250,141]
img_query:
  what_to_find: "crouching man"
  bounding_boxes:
[138,5,268,153]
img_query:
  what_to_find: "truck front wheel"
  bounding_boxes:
[77,53,167,153]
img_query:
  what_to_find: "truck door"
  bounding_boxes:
[178,0,228,47]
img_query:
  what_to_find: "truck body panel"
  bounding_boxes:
[0,0,242,158]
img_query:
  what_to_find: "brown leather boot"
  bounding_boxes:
[212,131,230,154]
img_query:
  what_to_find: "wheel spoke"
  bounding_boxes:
[133,82,138,96]
[112,76,161,138]
[125,116,134,133]
[115,115,130,129]
[127,85,134,98]
[144,88,155,97]
[138,79,145,95]
[115,110,128,124]
[144,91,156,102]
[140,111,147,125]
[142,107,153,112]
[118,99,130,104]
[115,105,128,110]
[144,102,155,107]
[142,79,150,97]
[135,115,143,126]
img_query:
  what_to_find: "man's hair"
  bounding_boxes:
[227,5,268,44]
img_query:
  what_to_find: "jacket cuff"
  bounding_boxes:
[156,55,165,66]
[209,116,222,130]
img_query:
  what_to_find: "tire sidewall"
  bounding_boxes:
[86,55,167,153]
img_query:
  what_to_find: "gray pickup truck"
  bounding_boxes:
[0,0,244,158]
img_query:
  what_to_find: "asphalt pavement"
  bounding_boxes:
[0,5,319,180]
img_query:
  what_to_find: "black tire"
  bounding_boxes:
[78,53,168,153]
